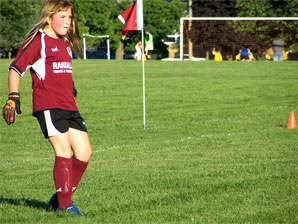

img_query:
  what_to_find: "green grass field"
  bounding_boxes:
[0,59,297,223]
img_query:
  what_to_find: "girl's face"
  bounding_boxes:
[45,8,72,38]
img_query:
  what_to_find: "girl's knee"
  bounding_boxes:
[76,146,92,162]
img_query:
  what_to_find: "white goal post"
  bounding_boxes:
[83,34,110,60]
[179,17,298,60]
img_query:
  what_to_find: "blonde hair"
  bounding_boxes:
[25,0,81,55]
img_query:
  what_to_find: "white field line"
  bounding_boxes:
[0,129,268,167]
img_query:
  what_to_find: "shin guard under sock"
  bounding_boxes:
[72,156,88,194]
[53,156,73,210]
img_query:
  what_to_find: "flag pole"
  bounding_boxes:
[118,0,145,130]
[141,28,146,130]
[140,0,145,130]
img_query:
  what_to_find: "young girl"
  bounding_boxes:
[2,0,92,216]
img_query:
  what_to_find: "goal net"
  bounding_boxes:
[83,34,110,60]
[180,17,298,61]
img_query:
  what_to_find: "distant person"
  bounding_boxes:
[212,48,223,61]
[2,0,91,216]
[235,50,241,61]
[134,40,142,61]
[266,53,271,61]
[261,51,271,61]
[145,28,154,59]
[282,50,288,61]
[272,34,283,61]
[240,48,250,61]
[248,48,256,61]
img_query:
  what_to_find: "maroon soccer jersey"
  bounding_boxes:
[9,30,77,114]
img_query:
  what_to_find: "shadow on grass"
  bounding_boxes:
[0,197,51,211]
[279,124,288,128]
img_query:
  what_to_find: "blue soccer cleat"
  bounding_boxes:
[56,204,83,216]
[49,193,58,211]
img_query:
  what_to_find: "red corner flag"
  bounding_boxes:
[118,0,143,39]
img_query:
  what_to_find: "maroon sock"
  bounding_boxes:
[72,156,88,194]
[53,156,73,210]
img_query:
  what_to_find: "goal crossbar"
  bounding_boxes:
[83,34,110,60]
[180,17,298,60]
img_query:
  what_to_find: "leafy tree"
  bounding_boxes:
[0,0,42,57]
[188,0,298,58]
[192,0,239,17]
[142,0,187,58]
[189,20,267,57]
[73,0,129,57]
[236,0,298,17]
[189,0,255,58]
[74,0,186,58]
[234,0,298,50]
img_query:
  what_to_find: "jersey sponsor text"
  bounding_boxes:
[53,62,72,74]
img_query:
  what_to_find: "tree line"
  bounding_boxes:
[0,0,297,59]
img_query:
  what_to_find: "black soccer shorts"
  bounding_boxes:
[35,109,87,139]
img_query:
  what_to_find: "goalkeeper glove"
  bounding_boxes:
[3,92,22,125]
